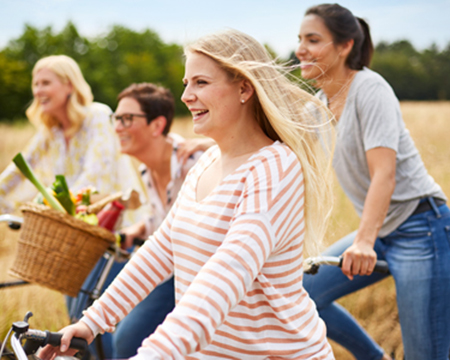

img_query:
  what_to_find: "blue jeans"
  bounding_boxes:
[304,199,450,360]
[67,256,175,359]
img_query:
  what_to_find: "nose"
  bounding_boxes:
[181,84,195,104]
[112,116,124,133]
[295,42,306,60]
[32,83,42,97]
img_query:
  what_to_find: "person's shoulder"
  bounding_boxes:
[85,102,113,122]
[354,67,392,91]
[352,68,398,107]
[251,141,300,173]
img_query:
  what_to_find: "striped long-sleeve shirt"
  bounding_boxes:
[81,141,334,360]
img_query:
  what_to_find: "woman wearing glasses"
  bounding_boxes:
[112,83,203,251]
[98,82,203,359]
[0,55,140,215]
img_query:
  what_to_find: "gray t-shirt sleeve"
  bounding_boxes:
[357,81,400,153]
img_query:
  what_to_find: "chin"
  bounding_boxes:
[40,107,53,116]
[118,144,131,155]
[192,124,206,136]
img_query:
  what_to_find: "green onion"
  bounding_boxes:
[13,152,66,213]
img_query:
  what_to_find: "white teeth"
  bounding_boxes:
[192,110,208,116]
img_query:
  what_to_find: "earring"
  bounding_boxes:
[241,99,245,103]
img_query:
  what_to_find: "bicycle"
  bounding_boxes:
[0,311,88,360]
[0,213,144,360]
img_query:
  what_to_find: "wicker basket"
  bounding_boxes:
[8,203,116,297]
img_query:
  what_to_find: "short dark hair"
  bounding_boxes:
[117,83,174,135]
[305,3,373,70]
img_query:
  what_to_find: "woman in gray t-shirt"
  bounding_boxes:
[296,4,450,360]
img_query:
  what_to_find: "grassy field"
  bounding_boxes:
[1,102,449,359]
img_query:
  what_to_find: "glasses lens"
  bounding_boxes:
[122,114,133,127]
[111,114,134,127]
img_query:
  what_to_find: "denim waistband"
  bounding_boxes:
[411,197,446,217]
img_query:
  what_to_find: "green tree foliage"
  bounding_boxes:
[0,22,186,121]
[1,23,450,122]
[371,40,450,100]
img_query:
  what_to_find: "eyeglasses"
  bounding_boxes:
[110,113,149,128]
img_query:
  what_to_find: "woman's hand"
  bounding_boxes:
[177,138,215,164]
[38,321,95,360]
[120,221,146,249]
[340,147,396,280]
[341,240,377,280]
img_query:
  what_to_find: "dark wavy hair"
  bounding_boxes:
[305,3,373,69]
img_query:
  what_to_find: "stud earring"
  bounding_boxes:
[241,99,245,103]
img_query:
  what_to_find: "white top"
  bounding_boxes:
[81,142,334,360]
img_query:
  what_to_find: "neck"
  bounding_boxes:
[317,66,357,103]
[53,108,72,133]
[137,135,173,178]
[214,115,273,162]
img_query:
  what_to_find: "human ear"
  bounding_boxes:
[239,79,255,103]
[151,116,167,136]
[339,39,355,59]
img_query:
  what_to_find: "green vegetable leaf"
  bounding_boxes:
[13,153,66,213]
[52,175,75,215]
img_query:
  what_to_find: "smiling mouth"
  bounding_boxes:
[300,61,316,69]
[192,110,209,120]
[39,98,50,105]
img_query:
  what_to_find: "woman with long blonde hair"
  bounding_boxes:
[0,55,141,214]
[40,30,335,360]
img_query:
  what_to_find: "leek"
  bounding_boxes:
[13,152,66,213]
[52,175,76,215]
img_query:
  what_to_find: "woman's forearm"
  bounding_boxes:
[355,171,395,246]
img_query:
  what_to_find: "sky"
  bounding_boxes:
[1,0,449,57]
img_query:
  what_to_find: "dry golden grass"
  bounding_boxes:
[0,102,449,359]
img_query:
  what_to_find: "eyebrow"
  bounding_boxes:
[298,32,322,39]
[183,74,212,83]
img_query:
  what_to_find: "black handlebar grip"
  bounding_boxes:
[133,238,145,246]
[373,260,390,274]
[8,222,21,230]
[45,331,88,352]
[338,257,390,274]
[118,233,145,247]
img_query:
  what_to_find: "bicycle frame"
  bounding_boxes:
[9,336,26,360]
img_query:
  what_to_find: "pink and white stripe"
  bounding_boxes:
[82,142,334,360]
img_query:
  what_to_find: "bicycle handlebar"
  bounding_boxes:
[3,312,88,360]
[304,255,390,275]
[20,329,88,355]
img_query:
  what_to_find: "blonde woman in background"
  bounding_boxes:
[0,55,143,216]
[40,29,335,360]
